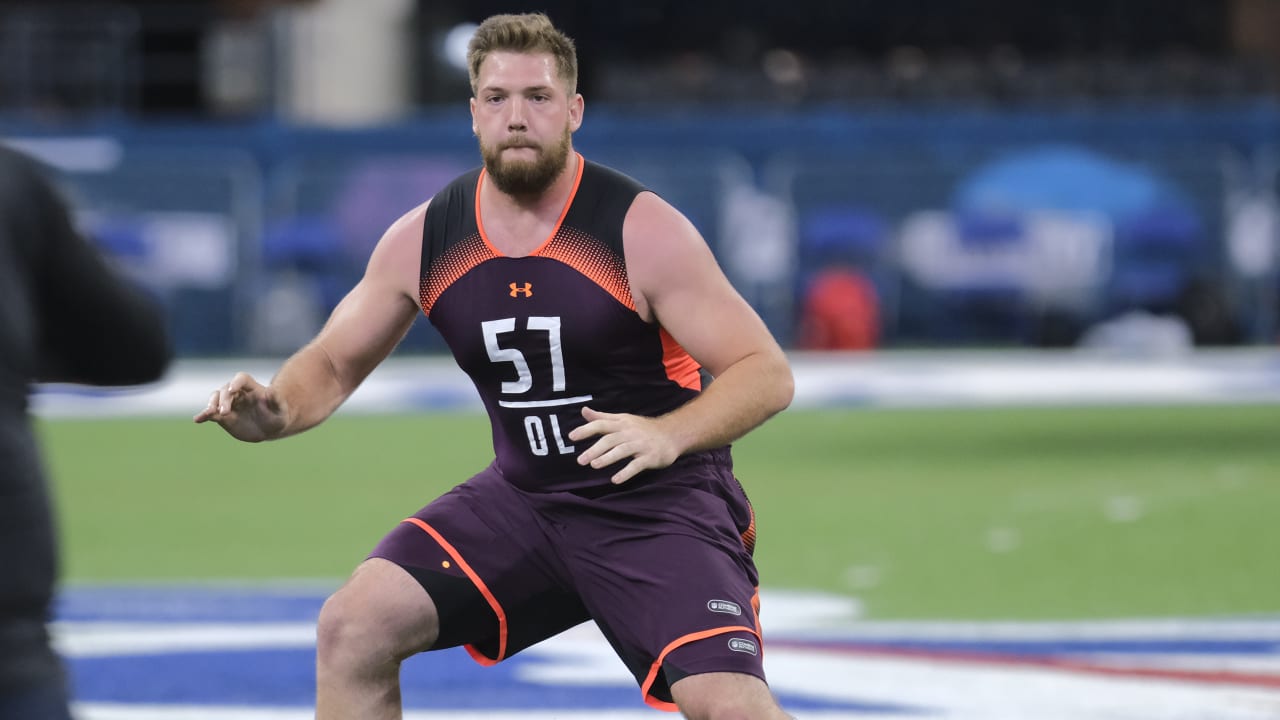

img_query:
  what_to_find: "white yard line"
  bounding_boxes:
[57,590,1280,720]
[32,349,1280,418]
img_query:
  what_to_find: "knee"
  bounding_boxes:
[315,588,379,669]
[315,561,440,673]
[316,589,403,673]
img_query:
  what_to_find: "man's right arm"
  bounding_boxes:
[195,201,429,441]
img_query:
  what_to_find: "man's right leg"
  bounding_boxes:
[315,557,438,720]
[316,466,589,719]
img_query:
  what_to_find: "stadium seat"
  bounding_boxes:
[1106,204,1205,312]
[260,214,355,325]
[955,210,1024,252]
[799,205,889,266]
[87,216,149,261]
[262,214,344,274]
[939,210,1035,344]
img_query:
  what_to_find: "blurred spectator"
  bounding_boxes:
[0,145,171,719]
[797,268,880,351]
[1175,278,1242,346]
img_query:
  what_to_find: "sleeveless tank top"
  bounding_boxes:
[418,155,706,493]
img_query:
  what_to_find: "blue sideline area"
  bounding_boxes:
[55,586,893,714]
[54,585,1280,717]
[5,103,1279,355]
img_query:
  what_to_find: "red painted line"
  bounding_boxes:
[768,640,1280,690]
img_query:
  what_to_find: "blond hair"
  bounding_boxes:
[467,13,579,96]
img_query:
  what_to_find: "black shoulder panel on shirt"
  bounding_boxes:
[420,167,482,278]
[561,160,647,256]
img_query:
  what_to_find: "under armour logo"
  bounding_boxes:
[509,282,533,297]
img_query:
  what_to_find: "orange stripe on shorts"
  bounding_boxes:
[401,517,509,665]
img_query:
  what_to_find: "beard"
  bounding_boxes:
[479,125,572,197]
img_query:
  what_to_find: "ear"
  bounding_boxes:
[568,93,584,133]
[469,97,478,135]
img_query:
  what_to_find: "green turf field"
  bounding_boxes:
[37,404,1280,620]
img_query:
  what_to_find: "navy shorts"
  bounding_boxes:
[369,447,764,710]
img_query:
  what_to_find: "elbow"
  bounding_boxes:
[125,305,176,384]
[130,338,175,385]
[770,354,795,415]
[109,325,175,386]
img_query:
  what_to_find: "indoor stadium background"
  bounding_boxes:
[8,1,1280,718]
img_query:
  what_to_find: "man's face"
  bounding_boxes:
[471,51,583,197]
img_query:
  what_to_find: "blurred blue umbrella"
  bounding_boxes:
[953,145,1191,222]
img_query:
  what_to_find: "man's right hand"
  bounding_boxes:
[193,371,287,442]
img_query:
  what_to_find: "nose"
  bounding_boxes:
[506,97,527,132]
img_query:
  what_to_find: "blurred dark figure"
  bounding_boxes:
[0,145,171,719]
[1176,277,1242,346]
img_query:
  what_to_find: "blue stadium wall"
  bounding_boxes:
[4,102,1278,355]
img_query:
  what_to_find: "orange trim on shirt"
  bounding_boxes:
[400,517,508,665]
[639,624,762,712]
[741,503,757,555]
[419,234,497,317]
[471,153,636,312]
[473,170,498,256]
[475,152,585,258]
[659,329,702,391]
[529,152,585,256]
[534,228,635,310]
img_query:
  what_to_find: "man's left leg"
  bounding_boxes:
[549,452,785,716]
[670,671,792,720]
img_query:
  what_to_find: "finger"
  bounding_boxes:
[576,434,621,466]
[568,419,605,443]
[216,385,233,414]
[194,391,221,423]
[580,406,616,422]
[228,372,256,394]
[612,457,650,485]
[221,373,259,410]
[588,441,638,469]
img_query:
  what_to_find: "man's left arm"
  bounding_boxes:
[569,191,794,483]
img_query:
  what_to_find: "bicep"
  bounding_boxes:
[625,194,780,377]
[313,277,419,389]
[312,202,427,389]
